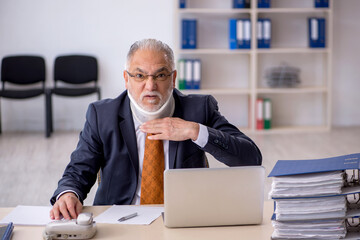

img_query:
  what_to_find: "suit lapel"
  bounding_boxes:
[118,95,139,177]
[169,91,182,169]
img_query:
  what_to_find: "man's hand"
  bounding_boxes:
[50,192,83,220]
[140,117,200,141]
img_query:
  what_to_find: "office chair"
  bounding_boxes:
[47,55,101,136]
[0,55,50,137]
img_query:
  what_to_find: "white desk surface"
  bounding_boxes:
[0,201,274,240]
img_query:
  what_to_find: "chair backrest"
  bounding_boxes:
[54,55,98,86]
[1,56,46,88]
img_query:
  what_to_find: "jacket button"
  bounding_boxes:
[214,139,219,144]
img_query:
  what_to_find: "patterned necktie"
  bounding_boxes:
[140,134,165,204]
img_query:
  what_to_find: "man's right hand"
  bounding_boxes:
[50,192,83,220]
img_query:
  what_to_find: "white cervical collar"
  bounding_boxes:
[128,90,175,124]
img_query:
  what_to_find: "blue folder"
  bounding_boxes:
[268,153,360,177]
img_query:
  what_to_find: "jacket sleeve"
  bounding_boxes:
[50,103,104,205]
[201,95,262,166]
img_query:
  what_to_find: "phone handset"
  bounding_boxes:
[43,212,97,240]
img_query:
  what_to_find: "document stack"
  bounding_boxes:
[269,153,360,240]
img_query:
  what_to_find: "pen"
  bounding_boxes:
[118,212,138,222]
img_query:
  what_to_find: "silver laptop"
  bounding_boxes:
[163,166,265,228]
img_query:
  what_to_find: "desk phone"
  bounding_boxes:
[43,212,96,240]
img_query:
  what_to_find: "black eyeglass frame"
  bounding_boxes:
[126,70,175,82]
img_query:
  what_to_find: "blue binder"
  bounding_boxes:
[258,18,271,48]
[321,0,329,7]
[229,19,238,49]
[241,19,251,49]
[181,19,197,49]
[233,0,250,8]
[187,19,197,49]
[315,0,329,8]
[257,19,263,48]
[263,19,271,48]
[268,153,360,177]
[181,19,189,49]
[235,19,251,49]
[318,18,326,48]
[185,59,192,89]
[192,59,201,89]
[179,0,186,8]
[314,0,322,8]
[258,0,270,8]
[308,17,326,48]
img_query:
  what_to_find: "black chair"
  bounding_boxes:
[0,55,50,137]
[47,55,101,136]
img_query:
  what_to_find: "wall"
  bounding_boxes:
[0,0,359,131]
[0,0,175,131]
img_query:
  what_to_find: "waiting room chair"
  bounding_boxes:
[47,55,101,136]
[0,55,50,137]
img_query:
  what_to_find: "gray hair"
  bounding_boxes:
[125,39,175,71]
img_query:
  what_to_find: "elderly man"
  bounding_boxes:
[50,39,262,220]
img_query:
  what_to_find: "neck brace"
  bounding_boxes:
[128,90,175,124]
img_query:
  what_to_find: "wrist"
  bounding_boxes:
[57,190,79,201]
[190,123,200,141]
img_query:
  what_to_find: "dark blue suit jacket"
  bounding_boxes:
[51,89,262,205]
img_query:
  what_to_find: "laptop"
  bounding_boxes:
[163,166,265,228]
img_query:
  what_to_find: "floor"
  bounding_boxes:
[0,127,359,207]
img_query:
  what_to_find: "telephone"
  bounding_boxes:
[43,212,97,240]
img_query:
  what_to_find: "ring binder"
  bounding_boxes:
[269,153,360,239]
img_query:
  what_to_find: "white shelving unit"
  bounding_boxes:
[174,0,332,133]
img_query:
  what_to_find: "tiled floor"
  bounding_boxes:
[0,127,359,207]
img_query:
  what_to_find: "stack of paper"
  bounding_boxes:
[268,153,360,240]
[274,196,347,221]
[269,171,345,198]
[272,219,346,240]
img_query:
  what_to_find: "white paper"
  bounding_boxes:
[0,205,52,226]
[94,205,163,225]
[269,171,345,198]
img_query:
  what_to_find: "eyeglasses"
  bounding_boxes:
[126,70,174,82]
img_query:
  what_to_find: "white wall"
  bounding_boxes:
[0,0,359,132]
[0,0,175,131]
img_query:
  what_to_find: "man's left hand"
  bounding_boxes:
[140,117,199,141]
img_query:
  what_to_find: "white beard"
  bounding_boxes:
[128,90,175,124]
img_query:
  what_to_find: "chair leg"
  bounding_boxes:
[49,94,53,133]
[45,90,52,138]
[97,89,101,101]
[0,98,2,134]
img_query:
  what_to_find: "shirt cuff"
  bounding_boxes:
[192,123,209,148]
[56,190,80,201]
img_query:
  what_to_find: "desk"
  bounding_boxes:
[0,201,274,240]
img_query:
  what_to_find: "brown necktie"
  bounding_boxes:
[140,134,164,204]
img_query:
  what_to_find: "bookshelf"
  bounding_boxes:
[174,0,332,133]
